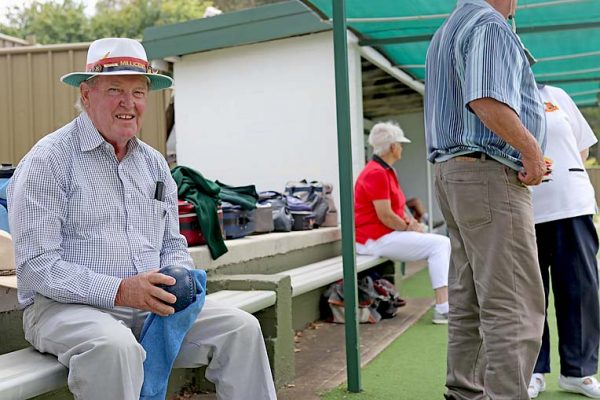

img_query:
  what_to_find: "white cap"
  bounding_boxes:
[368,121,411,155]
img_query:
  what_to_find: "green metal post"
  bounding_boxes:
[332,0,362,393]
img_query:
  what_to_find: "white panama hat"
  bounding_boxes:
[60,38,173,91]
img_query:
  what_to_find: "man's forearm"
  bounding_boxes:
[469,97,541,159]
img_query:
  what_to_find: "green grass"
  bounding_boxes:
[321,268,591,399]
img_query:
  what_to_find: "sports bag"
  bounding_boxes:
[321,182,338,227]
[258,191,294,232]
[221,201,256,239]
[284,180,330,227]
[253,202,274,234]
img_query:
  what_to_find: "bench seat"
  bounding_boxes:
[206,289,276,313]
[281,254,387,297]
[0,289,276,400]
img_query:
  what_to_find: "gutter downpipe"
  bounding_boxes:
[332,0,362,393]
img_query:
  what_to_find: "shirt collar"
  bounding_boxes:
[372,154,393,170]
[457,0,495,12]
[77,112,105,152]
[77,112,140,154]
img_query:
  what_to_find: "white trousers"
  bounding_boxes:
[23,295,277,400]
[356,231,450,289]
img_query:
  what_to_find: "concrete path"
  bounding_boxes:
[277,297,433,400]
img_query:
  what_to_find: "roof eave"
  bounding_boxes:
[143,1,332,60]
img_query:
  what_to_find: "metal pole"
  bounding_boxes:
[332,0,361,393]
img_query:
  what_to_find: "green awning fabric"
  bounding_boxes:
[303,0,600,107]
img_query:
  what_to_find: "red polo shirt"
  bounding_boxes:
[354,156,406,244]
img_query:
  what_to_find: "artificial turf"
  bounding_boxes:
[321,267,591,399]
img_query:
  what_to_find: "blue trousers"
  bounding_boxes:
[533,214,600,377]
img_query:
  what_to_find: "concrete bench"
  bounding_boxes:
[0,289,276,400]
[281,254,389,297]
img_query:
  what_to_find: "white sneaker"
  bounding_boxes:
[559,375,600,398]
[528,373,546,399]
[432,308,448,324]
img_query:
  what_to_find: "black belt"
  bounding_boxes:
[460,152,491,160]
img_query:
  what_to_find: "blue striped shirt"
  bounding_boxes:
[424,0,546,169]
[8,112,193,308]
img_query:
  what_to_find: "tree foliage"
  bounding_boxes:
[4,0,91,44]
[1,0,215,44]
[213,0,281,12]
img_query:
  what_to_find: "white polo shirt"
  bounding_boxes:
[531,85,598,224]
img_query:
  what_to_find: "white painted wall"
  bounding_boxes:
[174,31,364,213]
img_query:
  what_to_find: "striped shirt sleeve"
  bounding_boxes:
[464,22,524,116]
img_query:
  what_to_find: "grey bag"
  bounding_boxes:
[284,180,330,227]
[253,203,274,233]
[258,191,294,232]
[321,182,338,227]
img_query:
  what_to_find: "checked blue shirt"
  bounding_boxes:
[425,0,546,170]
[8,112,193,309]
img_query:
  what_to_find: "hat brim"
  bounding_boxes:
[397,138,411,143]
[60,71,173,91]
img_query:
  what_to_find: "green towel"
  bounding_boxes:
[171,166,228,260]
[216,180,258,210]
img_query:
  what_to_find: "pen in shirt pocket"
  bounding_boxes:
[154,181,165,202]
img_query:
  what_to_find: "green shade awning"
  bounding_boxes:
[303,0,600,107]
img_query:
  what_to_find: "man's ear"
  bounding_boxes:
[80,83,90,109]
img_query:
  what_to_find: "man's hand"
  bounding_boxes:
[115,269,177,316]
[469,97,546,186]
[518,150,546,186]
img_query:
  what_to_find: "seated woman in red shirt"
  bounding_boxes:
[355,122,450,324]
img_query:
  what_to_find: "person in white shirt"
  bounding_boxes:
[528,84,600,399]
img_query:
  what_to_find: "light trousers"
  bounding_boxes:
[435,157,544,400]
[356,230,450,290]
[23,295,277,400]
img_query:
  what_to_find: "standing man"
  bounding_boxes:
[425,1,547,399]
[8,38,277,400]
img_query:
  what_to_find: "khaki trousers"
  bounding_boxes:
[435,157,544,400]
[23,295,277,400]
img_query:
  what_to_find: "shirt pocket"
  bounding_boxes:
[444,171,492,229]
[137,198,168,249]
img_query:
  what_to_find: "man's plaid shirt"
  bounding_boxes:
[8,112,193,309]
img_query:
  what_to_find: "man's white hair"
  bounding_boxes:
[368,121,406,156]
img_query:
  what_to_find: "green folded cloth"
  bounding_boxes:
[172,166,227,260]
[216,180,258,210]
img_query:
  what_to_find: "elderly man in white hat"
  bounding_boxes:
[8,38,276,400]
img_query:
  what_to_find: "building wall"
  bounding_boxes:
[174,31,364,211]
[0,43,168,165]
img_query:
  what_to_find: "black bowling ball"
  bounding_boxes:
[158,266,196,312]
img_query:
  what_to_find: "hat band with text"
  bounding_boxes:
[86,56,153,74]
